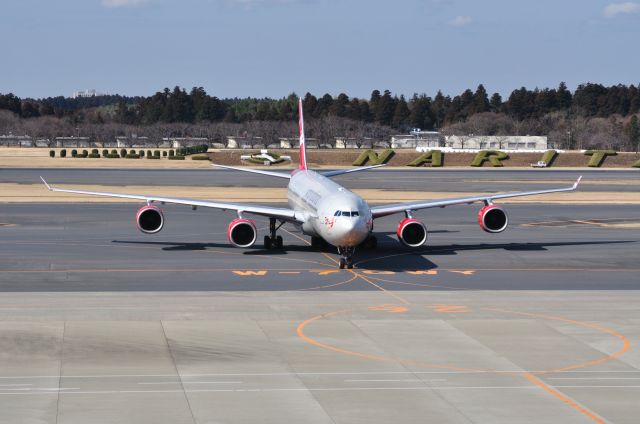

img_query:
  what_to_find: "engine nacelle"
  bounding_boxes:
[477,204,508,233]
[396,218,428,247]
[136,205,164,234]
[227,218,257,248]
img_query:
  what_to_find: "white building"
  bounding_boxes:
[72,89,104,99]
[391,130,442,149]
[444,135,547,151]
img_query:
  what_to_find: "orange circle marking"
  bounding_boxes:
[297,305,630,424]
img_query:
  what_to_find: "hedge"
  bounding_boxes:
[88,153,100,158]
[168,155,185,160]
[49,150,55,158]
[106,154,120,158]
[177,144,208,156]
[191,154,210,160]
[146,155,160,159]
[125,154,140,159]
[352,149,395,166]
[71,149,78,157]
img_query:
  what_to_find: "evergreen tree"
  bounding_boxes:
[391,95,410,129]
[375,90,396,126]
[556,82,572,110]
[431,90,449,128]
[330,93,349,117]
[409,94,434,130]
[369,90,381,118]
[313,93,333,117]
[490,92,502,112]
[302,92,317,117]
[469,84,490,115]
[0,93,22,115]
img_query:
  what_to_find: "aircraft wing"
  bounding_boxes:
[320,164,386,177]
[211,164,291,179]
[40,177,303,223]
[371,176,582,219]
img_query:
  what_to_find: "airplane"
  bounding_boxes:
[41,99,582,269]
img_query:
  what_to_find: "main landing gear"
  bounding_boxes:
[338,246,355,269]
[264,218,284,250]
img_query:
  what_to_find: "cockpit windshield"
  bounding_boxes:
[334,211,360,217]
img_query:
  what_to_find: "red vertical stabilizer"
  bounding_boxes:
[298,98,307,170]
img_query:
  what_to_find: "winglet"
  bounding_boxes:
[298,98,307,171]
[573,175,582,190]
[40,176,52,191]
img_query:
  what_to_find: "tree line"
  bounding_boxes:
[1,82,639,150]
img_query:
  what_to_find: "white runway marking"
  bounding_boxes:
[0,370,638,379]
[1,385,640,396]
[138,381,242,385]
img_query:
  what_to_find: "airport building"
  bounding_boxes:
[443,135,548,151]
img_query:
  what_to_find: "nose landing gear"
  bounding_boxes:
[338,246,355,269]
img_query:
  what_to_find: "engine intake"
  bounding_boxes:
[396,218,427,247]
[136,205,164,234]
[478,204,508,233]
[227,218,257,248]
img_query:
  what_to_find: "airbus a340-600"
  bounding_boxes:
[41,99,581,269]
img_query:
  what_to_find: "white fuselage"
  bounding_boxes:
[287,169,372,247]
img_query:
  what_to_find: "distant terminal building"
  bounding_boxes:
[72,89,104,99]
[391,129,442,149]
[443,135,548,151]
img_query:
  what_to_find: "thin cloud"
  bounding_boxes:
[449,15,472,27]
[603,2,640,17]
[101,0,149,8]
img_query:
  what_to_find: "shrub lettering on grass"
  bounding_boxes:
[470,150,509,167]
[540,150,558,166]
[407,150,443,167]
[584,150,616,167]
[352,149,395,166]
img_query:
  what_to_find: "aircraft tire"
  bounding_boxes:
[275,236,283,249]
[264,235,272,249]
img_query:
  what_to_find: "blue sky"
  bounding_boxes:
[1,0,639,99]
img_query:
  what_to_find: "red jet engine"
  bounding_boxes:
[136,205,164,234]
[477,204,508,233]
[227,218,258,248]
[396,218,428,247]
